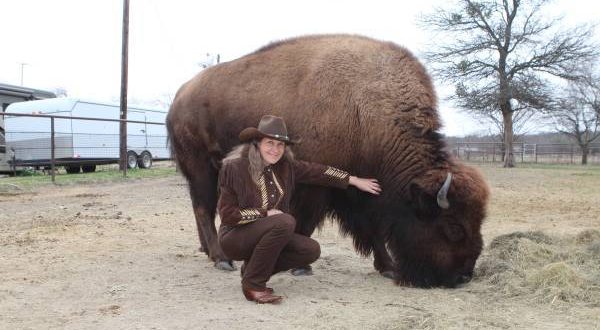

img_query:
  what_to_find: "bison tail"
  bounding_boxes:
[165,112,223,175]
[165,116,178,166]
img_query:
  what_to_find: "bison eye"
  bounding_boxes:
[444,223,465,242]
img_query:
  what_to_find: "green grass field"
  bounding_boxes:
[2,160,599,192]
[0,162,178,191]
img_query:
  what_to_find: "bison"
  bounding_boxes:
[167,34,489,288]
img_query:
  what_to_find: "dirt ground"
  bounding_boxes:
[1,164,599,329]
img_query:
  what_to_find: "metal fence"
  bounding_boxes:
[449,142,600,164]
[0,112,169,181]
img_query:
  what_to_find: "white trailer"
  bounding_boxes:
[5,98,169,173]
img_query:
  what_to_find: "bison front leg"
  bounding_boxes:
[372,239,395,279]
[371,222,396,279]
[289,186,331,276]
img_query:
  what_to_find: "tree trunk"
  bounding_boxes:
[581,145,589,165]
[502,111,515,167]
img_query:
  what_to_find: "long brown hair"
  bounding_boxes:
[222,141,295,185]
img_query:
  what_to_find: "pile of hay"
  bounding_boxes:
[475,229,600,305]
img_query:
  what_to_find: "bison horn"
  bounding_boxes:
[436,172,452,209]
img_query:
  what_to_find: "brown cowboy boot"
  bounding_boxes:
[242,287,283,304]
[241,262,274,294]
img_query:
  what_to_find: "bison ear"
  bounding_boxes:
[409,183,441,221]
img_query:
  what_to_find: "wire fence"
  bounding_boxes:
[6,132,169,164]
[4,112,599,186]
[0,112,170,182]
[449,142,600,165]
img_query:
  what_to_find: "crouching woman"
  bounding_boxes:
[217,115,381,304]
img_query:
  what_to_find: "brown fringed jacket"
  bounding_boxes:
[217,147,350,228]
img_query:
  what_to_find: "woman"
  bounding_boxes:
[217,115,381,304]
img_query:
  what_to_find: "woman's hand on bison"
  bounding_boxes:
[267,209,283,216]
[349,176,382,195]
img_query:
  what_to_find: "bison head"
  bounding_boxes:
[388,165,489,288]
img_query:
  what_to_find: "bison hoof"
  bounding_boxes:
[215,260,236,271]
[380,270,395,279]
[291,267,313,276]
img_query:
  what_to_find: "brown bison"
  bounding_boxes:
[167,34,489,288]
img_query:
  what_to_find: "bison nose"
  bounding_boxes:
[458,274,472,284]
[451,273,472,287]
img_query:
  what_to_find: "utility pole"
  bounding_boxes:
[119,0,129,176]
[20,63,28,86]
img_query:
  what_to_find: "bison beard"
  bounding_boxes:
[167,34,490,288]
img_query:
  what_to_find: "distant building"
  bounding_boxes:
[1,83,56,172]
[0,83,57,111]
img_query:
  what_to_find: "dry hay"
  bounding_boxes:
[474,229,600,306]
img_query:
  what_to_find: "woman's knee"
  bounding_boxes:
[219,236,243,261]
[272,213,296,233]
[306,239,321,263]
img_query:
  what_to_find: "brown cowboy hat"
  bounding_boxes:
[239,115,300,144]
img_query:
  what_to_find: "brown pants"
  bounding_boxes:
[218,213,320,291]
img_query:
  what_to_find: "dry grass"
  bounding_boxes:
[1,162,600,329]
[475,229,600,306]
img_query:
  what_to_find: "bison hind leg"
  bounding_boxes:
[177,150,234,271]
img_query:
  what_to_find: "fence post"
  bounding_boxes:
[521,143,524,163]
[571,145,574,164]
[534,144,538,163]
[492,143,495,163]
[51,117,55,183]
[11,148,16,176]
[466,143,470,161]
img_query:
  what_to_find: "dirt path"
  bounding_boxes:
[1,167,599,329]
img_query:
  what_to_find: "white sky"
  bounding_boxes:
[1,0,597,136]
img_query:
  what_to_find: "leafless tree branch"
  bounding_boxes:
[419,0,599,166]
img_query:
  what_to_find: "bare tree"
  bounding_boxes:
[475,107,539,161]
[551,71,600,164]
[420,0,598,167]
[477,107,539,141]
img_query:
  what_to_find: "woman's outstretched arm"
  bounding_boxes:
[292,160,381,195]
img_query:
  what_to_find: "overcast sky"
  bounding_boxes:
[1,0,597,136]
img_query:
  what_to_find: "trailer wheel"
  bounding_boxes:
[127,151,138,169]
[137,151,152,169]
[82,165,96,173]
[65,165,81,174]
